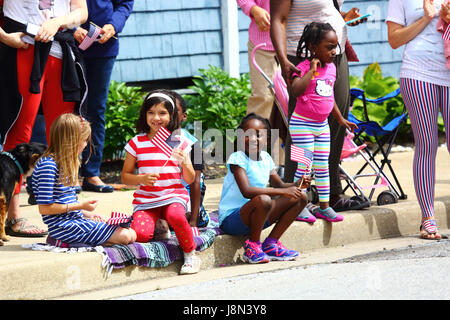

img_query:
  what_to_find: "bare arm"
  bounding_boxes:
[36,0,88,42]
[231,165,303,199]
[0,28,29,49]
[121,152,159,186]
[387,0,436,49]
[270,0,300,86]
[38,199,98,216]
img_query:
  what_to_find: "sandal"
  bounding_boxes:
[5,218,48,238]
[420,219,442,240]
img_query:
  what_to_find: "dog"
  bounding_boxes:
[0,142,46,246]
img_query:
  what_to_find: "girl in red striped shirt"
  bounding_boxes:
[121,90,201,275]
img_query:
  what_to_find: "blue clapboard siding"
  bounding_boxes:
[111,0,222,82]
[237,0,402,79]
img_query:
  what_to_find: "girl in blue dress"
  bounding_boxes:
[32,113,136,246]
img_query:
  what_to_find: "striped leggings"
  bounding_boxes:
[289,113,331,203]
[399,78,450,218]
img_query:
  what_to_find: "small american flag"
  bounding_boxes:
[291,145,314,169]
[78,24,102,51]
[152,127,173,158]
[107,212,132,226]
[444,24,450,41]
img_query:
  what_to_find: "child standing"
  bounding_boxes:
[218,113,309,264]
[121,90,201,275]
[289,22,357,223]
[32,113,136,246]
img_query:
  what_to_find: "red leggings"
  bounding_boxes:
[4,45,75,151]
[131,203,195,253]
[6,45,75,195]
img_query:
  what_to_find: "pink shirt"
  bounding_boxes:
[236,0,274,51]
[293,59,336,122]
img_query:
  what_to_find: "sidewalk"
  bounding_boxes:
[1,147,449,299]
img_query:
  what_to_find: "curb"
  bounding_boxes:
[1,196,449,300]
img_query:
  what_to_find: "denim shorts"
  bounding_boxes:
[220,208,271,236]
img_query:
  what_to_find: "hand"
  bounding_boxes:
[98,24,116,44]
[140,173,159,186]
[280,58,301,87]
[171,148,188,164]
[74,27,88,44]
[339,119,358,132]
[81,199,99,212]
[82,211,105,222]
[423,0,437,20]
[310,58,321,74]
[294,175,311,189]
[36,18,60,43]
[440,2,450,23]
[1,32,29,49]
[344,8,367,26]
[282,186,304,199]
[250,6,270,32]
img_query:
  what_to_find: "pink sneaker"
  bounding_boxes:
[296,207,316,223]
[314,207,344,222]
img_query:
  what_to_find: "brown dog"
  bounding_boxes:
[0,143,46,245]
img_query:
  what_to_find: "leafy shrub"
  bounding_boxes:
[183,65,251,142]
[349,63,444,144]
[104,81,146,160]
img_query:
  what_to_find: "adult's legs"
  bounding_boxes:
[81,57,116,188]
[247,41,284,165]
[6,47,73,237]
[328,54,351,205]
[399,78,449,238]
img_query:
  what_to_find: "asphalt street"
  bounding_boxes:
[116,239,450,300]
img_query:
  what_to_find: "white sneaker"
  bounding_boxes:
[180,252,201,275]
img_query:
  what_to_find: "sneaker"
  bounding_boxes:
[262,240,299,261]
[243,239,270,264]
[296,206,316,223]
[180,252,201,275]
[314,207,344,222]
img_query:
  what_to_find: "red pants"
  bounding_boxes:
[4,45,75,151]
[6,45,75,195]
[131,203,195,253]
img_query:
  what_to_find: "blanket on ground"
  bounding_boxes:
[23,211,223,277]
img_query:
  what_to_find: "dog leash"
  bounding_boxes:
[1,151,24,175]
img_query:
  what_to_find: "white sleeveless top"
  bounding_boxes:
[3,0,72,59]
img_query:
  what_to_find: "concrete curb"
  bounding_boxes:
[1,196,449,300]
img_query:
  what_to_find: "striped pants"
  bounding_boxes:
[289,113,331,203]
[399,78,450,218]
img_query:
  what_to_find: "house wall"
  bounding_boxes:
[111,0,402,83]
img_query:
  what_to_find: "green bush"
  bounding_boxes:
[104,81,146,160]
[183,65,251,142]
[350,63,444,144]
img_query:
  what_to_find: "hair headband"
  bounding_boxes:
[147,92,175,112]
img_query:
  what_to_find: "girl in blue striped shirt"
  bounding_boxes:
[32,113,136,246]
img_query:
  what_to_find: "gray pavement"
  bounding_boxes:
[0,147,449,299]
[116,240,450,300]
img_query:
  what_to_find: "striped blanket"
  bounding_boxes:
[23,211,223,277]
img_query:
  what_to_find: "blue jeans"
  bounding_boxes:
[81,57,116,178]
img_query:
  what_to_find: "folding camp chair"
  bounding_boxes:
[342,88,409,205]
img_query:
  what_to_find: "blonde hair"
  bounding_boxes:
[43,113,92,186]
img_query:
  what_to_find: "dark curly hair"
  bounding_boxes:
[296,22,337,60]
[136,89,180,133]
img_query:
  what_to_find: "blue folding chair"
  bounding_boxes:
[342,88,408,205]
